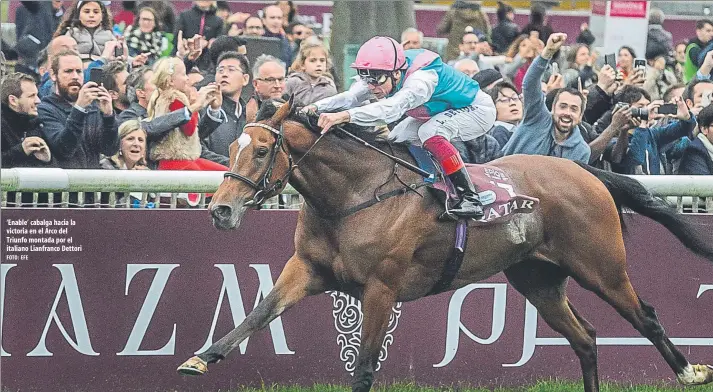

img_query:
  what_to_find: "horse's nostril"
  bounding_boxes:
[211,205,232,220]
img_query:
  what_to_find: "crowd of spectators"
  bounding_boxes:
[2,0,713,208]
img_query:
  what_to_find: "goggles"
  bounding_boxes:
[357,69,390,86]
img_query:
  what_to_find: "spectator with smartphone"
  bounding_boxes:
[678,104,713,174]
[604,87,695,175]
[98,61,130,115]
[38,49,118,169]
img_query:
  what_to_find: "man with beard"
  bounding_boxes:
[38,50,119,169]
[200,52,250,166]
[502,33,591,163]
[100,61,130,115]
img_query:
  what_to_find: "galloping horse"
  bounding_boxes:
[177,98,713,392]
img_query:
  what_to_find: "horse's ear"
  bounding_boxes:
[271,96,293,124]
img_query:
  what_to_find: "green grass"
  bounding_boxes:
[224,380,713,392]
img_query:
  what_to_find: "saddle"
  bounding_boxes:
[408,145,540,224]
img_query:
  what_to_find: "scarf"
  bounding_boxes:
[126,27,163,57]
[697,132,713,163]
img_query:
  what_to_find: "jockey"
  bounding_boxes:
[305,36,496,219]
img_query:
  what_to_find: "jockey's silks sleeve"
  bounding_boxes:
[313,78,373,112]
[347,69,438,126]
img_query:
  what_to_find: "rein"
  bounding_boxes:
[223,119,431,218]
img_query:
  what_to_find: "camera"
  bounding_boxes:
[614,102,649,121]
[630,107,649,121]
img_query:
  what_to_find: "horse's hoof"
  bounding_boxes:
[177,356,208,376]
[677,364,713,385]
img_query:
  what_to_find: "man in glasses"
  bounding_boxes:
[486,81,523,147]
[246,54,287,122]
[305,36,497,219]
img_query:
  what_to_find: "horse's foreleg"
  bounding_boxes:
[505,261,600,392]
[352,278,397,392]
[177,255,323,376]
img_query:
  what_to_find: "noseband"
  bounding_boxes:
[223,122,293,207]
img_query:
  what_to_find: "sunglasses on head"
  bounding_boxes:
[357,69,390,86]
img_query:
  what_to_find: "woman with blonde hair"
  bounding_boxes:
[284,38,337,106]
[100,119,149,170]
[146,56,227,171]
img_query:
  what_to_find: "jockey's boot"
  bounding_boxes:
[448,167,485,219]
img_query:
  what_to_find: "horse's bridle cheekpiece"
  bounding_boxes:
[223,122,294,208]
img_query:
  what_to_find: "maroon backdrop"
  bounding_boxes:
[1,209,712,391]
[5,1,697,46]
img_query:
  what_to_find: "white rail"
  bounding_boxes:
[1,169,711,213]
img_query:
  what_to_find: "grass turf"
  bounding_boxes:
[225,379,713,391]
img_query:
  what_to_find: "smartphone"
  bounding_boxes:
[551,62,559,75]
[114,44,123,58]
[89,68,103,85]
[658,103,677,115]
[634,58,647,77]
[604,53,616,67]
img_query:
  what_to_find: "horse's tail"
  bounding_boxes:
[575,162,713,263]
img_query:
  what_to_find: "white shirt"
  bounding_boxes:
[313,70,439,126]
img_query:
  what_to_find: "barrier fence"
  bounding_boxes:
[2,168,713,213]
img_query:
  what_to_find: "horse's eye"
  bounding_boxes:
[256,147,269,158]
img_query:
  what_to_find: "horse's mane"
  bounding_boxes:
[253,99,410,150]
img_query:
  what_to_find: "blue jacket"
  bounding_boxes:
[502,55,591,163]
[613,116,696,175]
[678,137,713,175]
[38,93,119,169]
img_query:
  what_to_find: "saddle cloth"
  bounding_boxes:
[408,145,540,224]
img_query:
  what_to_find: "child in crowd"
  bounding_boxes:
[284,38,337,106]
[146,57,226,171]
[125,6,163,61]
[55,0,115,64]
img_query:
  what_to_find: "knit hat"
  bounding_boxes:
[472,69,503,89]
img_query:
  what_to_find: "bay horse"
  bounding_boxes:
[177,98,713,392]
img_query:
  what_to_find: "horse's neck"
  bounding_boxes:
[287,134,409,214]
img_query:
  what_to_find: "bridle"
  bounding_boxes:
[223,122,293,207]
[223,113,430,214]
[222,120,326,207]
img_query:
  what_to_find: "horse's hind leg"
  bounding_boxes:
[504,260,600,392]
[351,277,397,392]
[564,239,713,386]
[177,255,325,375]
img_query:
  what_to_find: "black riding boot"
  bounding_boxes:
[448,167,485,219]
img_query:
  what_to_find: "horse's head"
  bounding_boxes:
[209,97,295,230]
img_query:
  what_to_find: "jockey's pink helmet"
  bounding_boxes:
[350,36,407,72]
